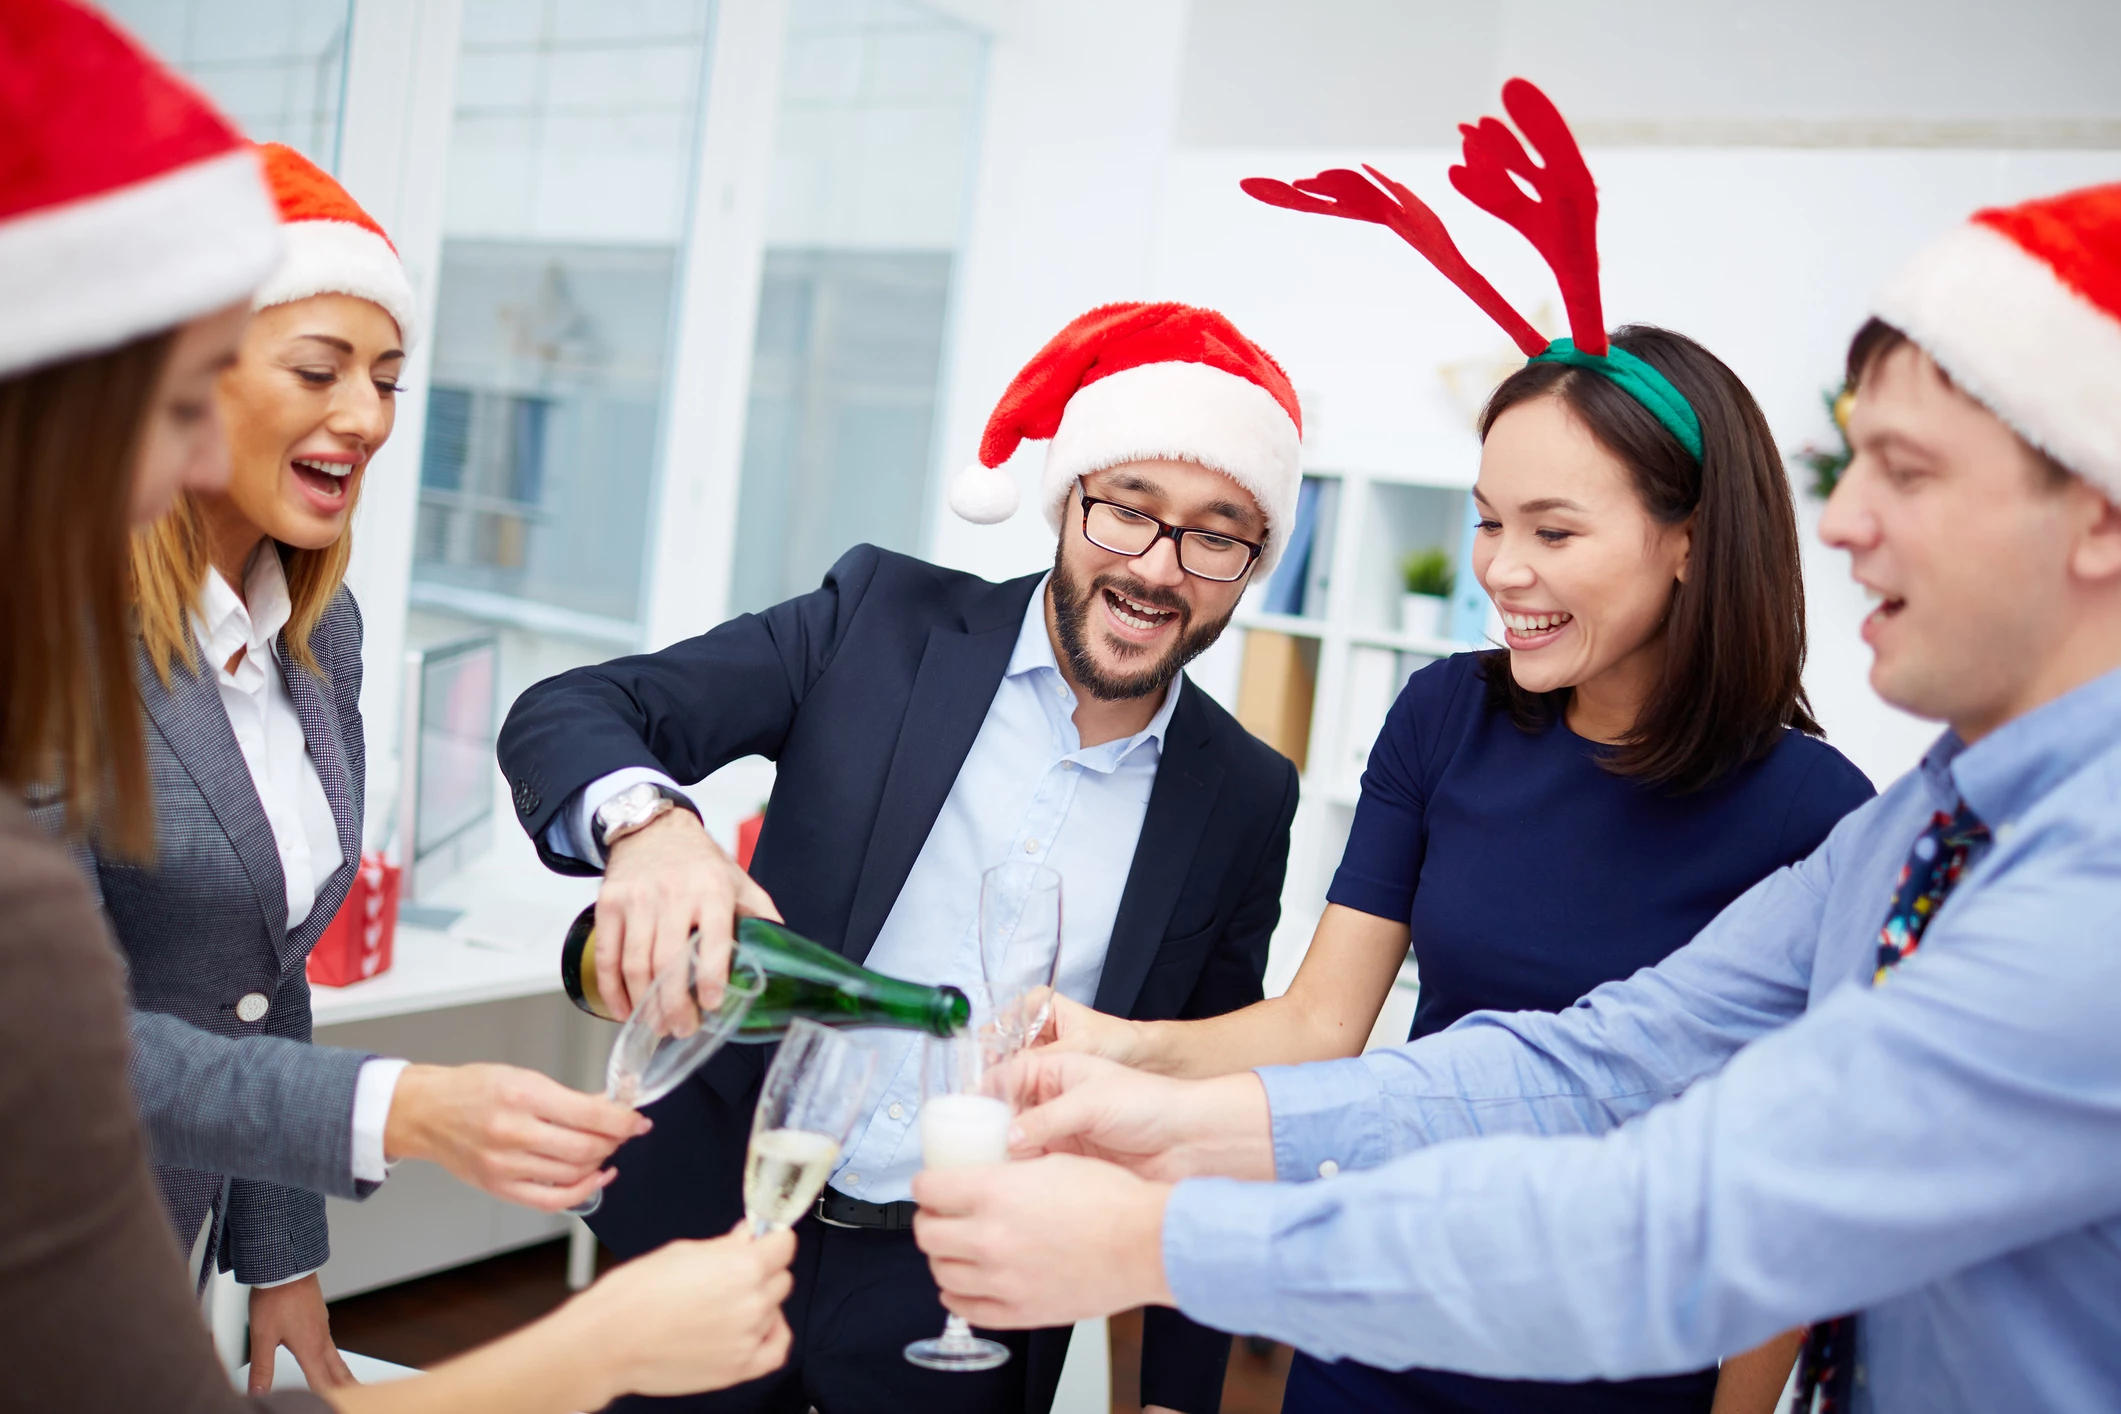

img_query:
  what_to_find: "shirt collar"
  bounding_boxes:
[1917,662,2121,828]
[191,547,294,685]
[1008,573,1182,760]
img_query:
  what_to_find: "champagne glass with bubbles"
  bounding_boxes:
[903,1031,1015,1372]
[744,1018,878,1235]
[979,862,1062,1060]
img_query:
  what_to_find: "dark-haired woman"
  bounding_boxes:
[1047,326,1874,1414]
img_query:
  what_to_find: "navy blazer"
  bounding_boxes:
[501,545,1300,1414]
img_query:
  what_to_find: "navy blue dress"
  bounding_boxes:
[1281,653,1874,1414]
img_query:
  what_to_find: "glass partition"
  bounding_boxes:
[728,0,989,614]
[411,0,718,642]
[102,0,353,166]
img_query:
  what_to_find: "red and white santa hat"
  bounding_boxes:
[252,142,418,349]
[1874,182,2121,498]
[949,302,1305,574]
[0,0,281,379]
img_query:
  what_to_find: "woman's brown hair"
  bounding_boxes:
[0,332,173,855]
[1476,324,1821,793]
[131,485,354,685]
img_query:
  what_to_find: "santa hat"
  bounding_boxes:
[0,0,280,379]
[949,302,1305,575]
[1875,182,2121,498]
[253,142,418,349]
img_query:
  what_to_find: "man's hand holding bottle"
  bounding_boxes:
[596,807,783,1020]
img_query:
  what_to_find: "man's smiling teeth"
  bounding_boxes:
[1503,610,1572,634]
[292,457,352,479]
[1105,588,1175,631]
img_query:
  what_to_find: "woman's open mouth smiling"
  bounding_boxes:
[290,454,356,510]
[1501,608,1572,649]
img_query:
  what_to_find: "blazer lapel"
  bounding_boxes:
[839,578,1038,963]
[277,639,360,959]
[1092,680,1224,1017]
[137,645,290,949]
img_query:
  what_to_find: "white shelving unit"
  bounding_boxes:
[1234,465,1500,1021]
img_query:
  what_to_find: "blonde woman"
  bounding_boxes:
[100,143,652,1390]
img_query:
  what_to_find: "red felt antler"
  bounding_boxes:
[1448,78,1605,356]
[1240,166,1547,357]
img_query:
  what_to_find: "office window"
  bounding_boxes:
[101,0,352,166]
[411,0,717,642]
[728,0,989,613]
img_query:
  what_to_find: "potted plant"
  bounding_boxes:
[1399,548,1454,640]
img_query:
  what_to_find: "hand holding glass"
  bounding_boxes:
[744,1018,878,1235]
[903,1032,1015,1372]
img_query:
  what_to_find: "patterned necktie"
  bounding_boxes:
[1789,799,1989,1413]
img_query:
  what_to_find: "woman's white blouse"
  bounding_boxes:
[192,551,343,930]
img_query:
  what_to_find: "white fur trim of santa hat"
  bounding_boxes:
[255,217,419,350]
[1037,360,1303,576]
[0,149,280,379]
[1875,221,2121,499]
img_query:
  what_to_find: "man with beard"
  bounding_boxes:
[497,302,1305,1414]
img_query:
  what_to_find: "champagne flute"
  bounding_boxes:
[903,1031,1015,1372]
[568,943,767,1217]
[743,1018,878,1235]
[979,861,1062,1058]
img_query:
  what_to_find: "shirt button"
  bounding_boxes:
[888,1103,904,1121]
[844,1172,861,1187]
[1317,1159,1339,1178]
[1023,838,1040,853]
[1063,761,1077,771]
[235,992,269,1023]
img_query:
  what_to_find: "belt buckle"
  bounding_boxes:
[814,1188,860,1229]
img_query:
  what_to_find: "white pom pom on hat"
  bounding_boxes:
[947,460,1021,524]
[954,301,1304,575]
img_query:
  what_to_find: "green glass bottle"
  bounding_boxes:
[561,906,970,1041]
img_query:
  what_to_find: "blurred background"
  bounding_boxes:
[106,1,2119,1406]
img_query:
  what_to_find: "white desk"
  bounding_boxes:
[309,921,570,1026]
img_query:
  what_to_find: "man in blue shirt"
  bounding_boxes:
[912,187,2121,1413]
[500,304,1309,1414]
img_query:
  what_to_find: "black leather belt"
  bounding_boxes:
[815,1186,919,1232]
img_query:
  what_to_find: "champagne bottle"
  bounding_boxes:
[561,905,970,1041]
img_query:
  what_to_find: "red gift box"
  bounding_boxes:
[308,851,400,987]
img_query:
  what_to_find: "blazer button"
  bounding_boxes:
[236,992,270,1023]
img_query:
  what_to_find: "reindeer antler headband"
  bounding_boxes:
[1241,78,1704,462]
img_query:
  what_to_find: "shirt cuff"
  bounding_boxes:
[557,766,687,870]
[251,1265,321,1290]
[352,1056,411,1184]
[1257,1055,1390,1180]
[1162,1176,1280,1340]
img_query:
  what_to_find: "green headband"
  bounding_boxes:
[1531,338,1704,463]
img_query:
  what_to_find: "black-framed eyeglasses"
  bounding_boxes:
[1074,479,1264,583]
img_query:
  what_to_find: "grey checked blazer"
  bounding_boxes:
[91,585,378,1286]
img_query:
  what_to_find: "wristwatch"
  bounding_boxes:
[591,781,701,856]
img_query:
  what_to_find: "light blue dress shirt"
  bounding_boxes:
[1164,665,2121,1414]
[558,575,1178,1204]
